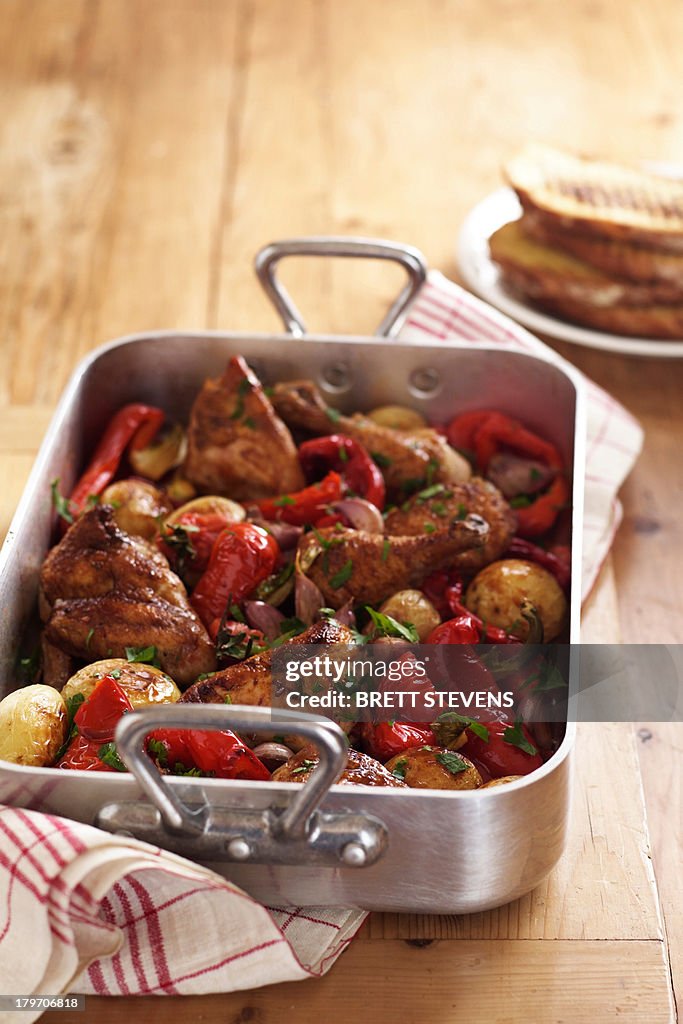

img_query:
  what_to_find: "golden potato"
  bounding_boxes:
[62,659,181,709]
[378,589,441,641]
[129,422,186,481]
[384,746,483,790]
[367,404,427,431]
[465,559,567,641]
[165,495,245,527]
[101,478,173,540]
[0,684,67,766]
[481,775,523,788]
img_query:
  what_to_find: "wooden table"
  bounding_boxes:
[1,0,681,1020]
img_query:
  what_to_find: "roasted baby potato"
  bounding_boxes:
[367,404,427,431]
[0,684,67,766]
[62,659,181,708]
[101,478,173,540]
[384,745,483,790]
[165,495,246,528]
[481,775,523,788]
[464,558,567,641]
[378,589,441,641]
[272,744,407,787]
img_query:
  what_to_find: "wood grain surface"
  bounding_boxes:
[0,1,680,1021]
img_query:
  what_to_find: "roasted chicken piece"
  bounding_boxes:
[39,506,215,686]
[384,478,516,574]
[271,380,469,494]
[272,744,407,787]
[180,617,354,706]
[183,355,304,500]
[298,515,489,608]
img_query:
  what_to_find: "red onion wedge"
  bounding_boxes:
[295,572,324,625]
[330,498,384,533]
[243,600,285,640]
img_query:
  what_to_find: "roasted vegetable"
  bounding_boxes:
[377,589,441,642]
[101,478,174,540]
[129,422,186,480]
[384,746,482,790]
[464,559,568,641]
[0,685,67,767]
[62,659,181,709]
[367,405,427,431]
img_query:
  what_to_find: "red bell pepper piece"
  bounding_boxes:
[360,721,435,763]
[442,581,522,645]
[427,614,481,645]
[256,471,343,526]
[445,410,569,537]
[68,404,165,517]
[191,523,279,627]
[461,719,542,778]
[505,537,571,591]
[74,675,134,742]
[147,728,271,781]
[55,733,119,772]
[159,511,235,578]
[298,435,386,510]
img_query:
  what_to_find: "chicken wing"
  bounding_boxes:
[39,506,215,686]
[183,355,304,500]
[298,515,489,608]
[384,478,515,573]
[180,618,354,706]
[271,380,467,494]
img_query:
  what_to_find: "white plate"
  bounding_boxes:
[457,187,683,358]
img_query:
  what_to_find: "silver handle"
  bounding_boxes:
[254,236,428,338]
[97,705,388,868]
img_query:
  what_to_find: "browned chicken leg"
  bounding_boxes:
[183,355,305,500]
[180,617,354,706]
[40,506,215,686]
[271,380,467,495]
[384,478,516,573]
[298,515,489,608]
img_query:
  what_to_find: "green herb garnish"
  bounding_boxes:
[423,522,436,533]
[98,742,128,772]
[273,495,296,507]
[125,645,161,667]
[391,758,408,780]
[325,407,342,423]
[510,495,533,509]
[381,538,391,562]
[435,751,469,775]
[50,479,73,525]
[292,758,316,776]
[503,719,538,755]
[364,607,419,643]
[329,559,353,590]
[371,451,393,468]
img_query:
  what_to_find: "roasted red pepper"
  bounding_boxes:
[74,675,134,742]
[147,728,271,781]
[55,733,118,772]
[460,719,542,778]
[445,410,569,537]
[298,435,386,510]
[505,537,571,591]
[191,523,279,627]
[443,581,522,645]
[360,721,435,762]
[68,404,165,517]
[159,511,234,578]
[256,471,343,526]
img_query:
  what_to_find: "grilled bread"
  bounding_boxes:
[524,294,683,340]
[522,210,683,287]
[489,221,683,308]
[505,143,683,249]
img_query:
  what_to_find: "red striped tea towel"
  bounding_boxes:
[0,273,642,1019]
[401,272,643,597]
[0,805,364,1021]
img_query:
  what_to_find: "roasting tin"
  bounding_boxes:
[0,239,585,913]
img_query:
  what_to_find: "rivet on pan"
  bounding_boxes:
[227,837,252,861]
[320,361,351,394]
[408,367,441,398]
[340,842,368,867]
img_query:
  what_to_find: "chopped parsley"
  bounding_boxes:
[431,501,447,517]
[381,538,391,562]
[229,377,252,420]
[435,751,469,775]
[329,559,353,590]
[416,483,448,503]
[243,416,257,430]
[50,479,74,525]
[98,742,128,772]
[530,466,543,482]
[371,451,393,468]
[503,720,538,755]
[162,522,199,575]
[510,495,533,509]
[292,758,316,776]
[338,445,349,463]
[455,503,468,520]
[325,407,342,423]
[436,712,489,742]
[125,645,161,667]
[423,522,436,534]
[85,628,95,650]
[364,607,419,643]
[391,758,408,780]
[273,495,296,507]
[147,737,168,767]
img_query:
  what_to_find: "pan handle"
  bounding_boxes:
[254,236,428,338]
[96,704,387,867]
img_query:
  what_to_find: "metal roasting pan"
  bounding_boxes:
[0,238,585,912]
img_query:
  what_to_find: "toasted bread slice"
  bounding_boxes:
[505,143,683,249]
[489,221,683,308]
[523,294,683,340]
[522,210,683,288]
